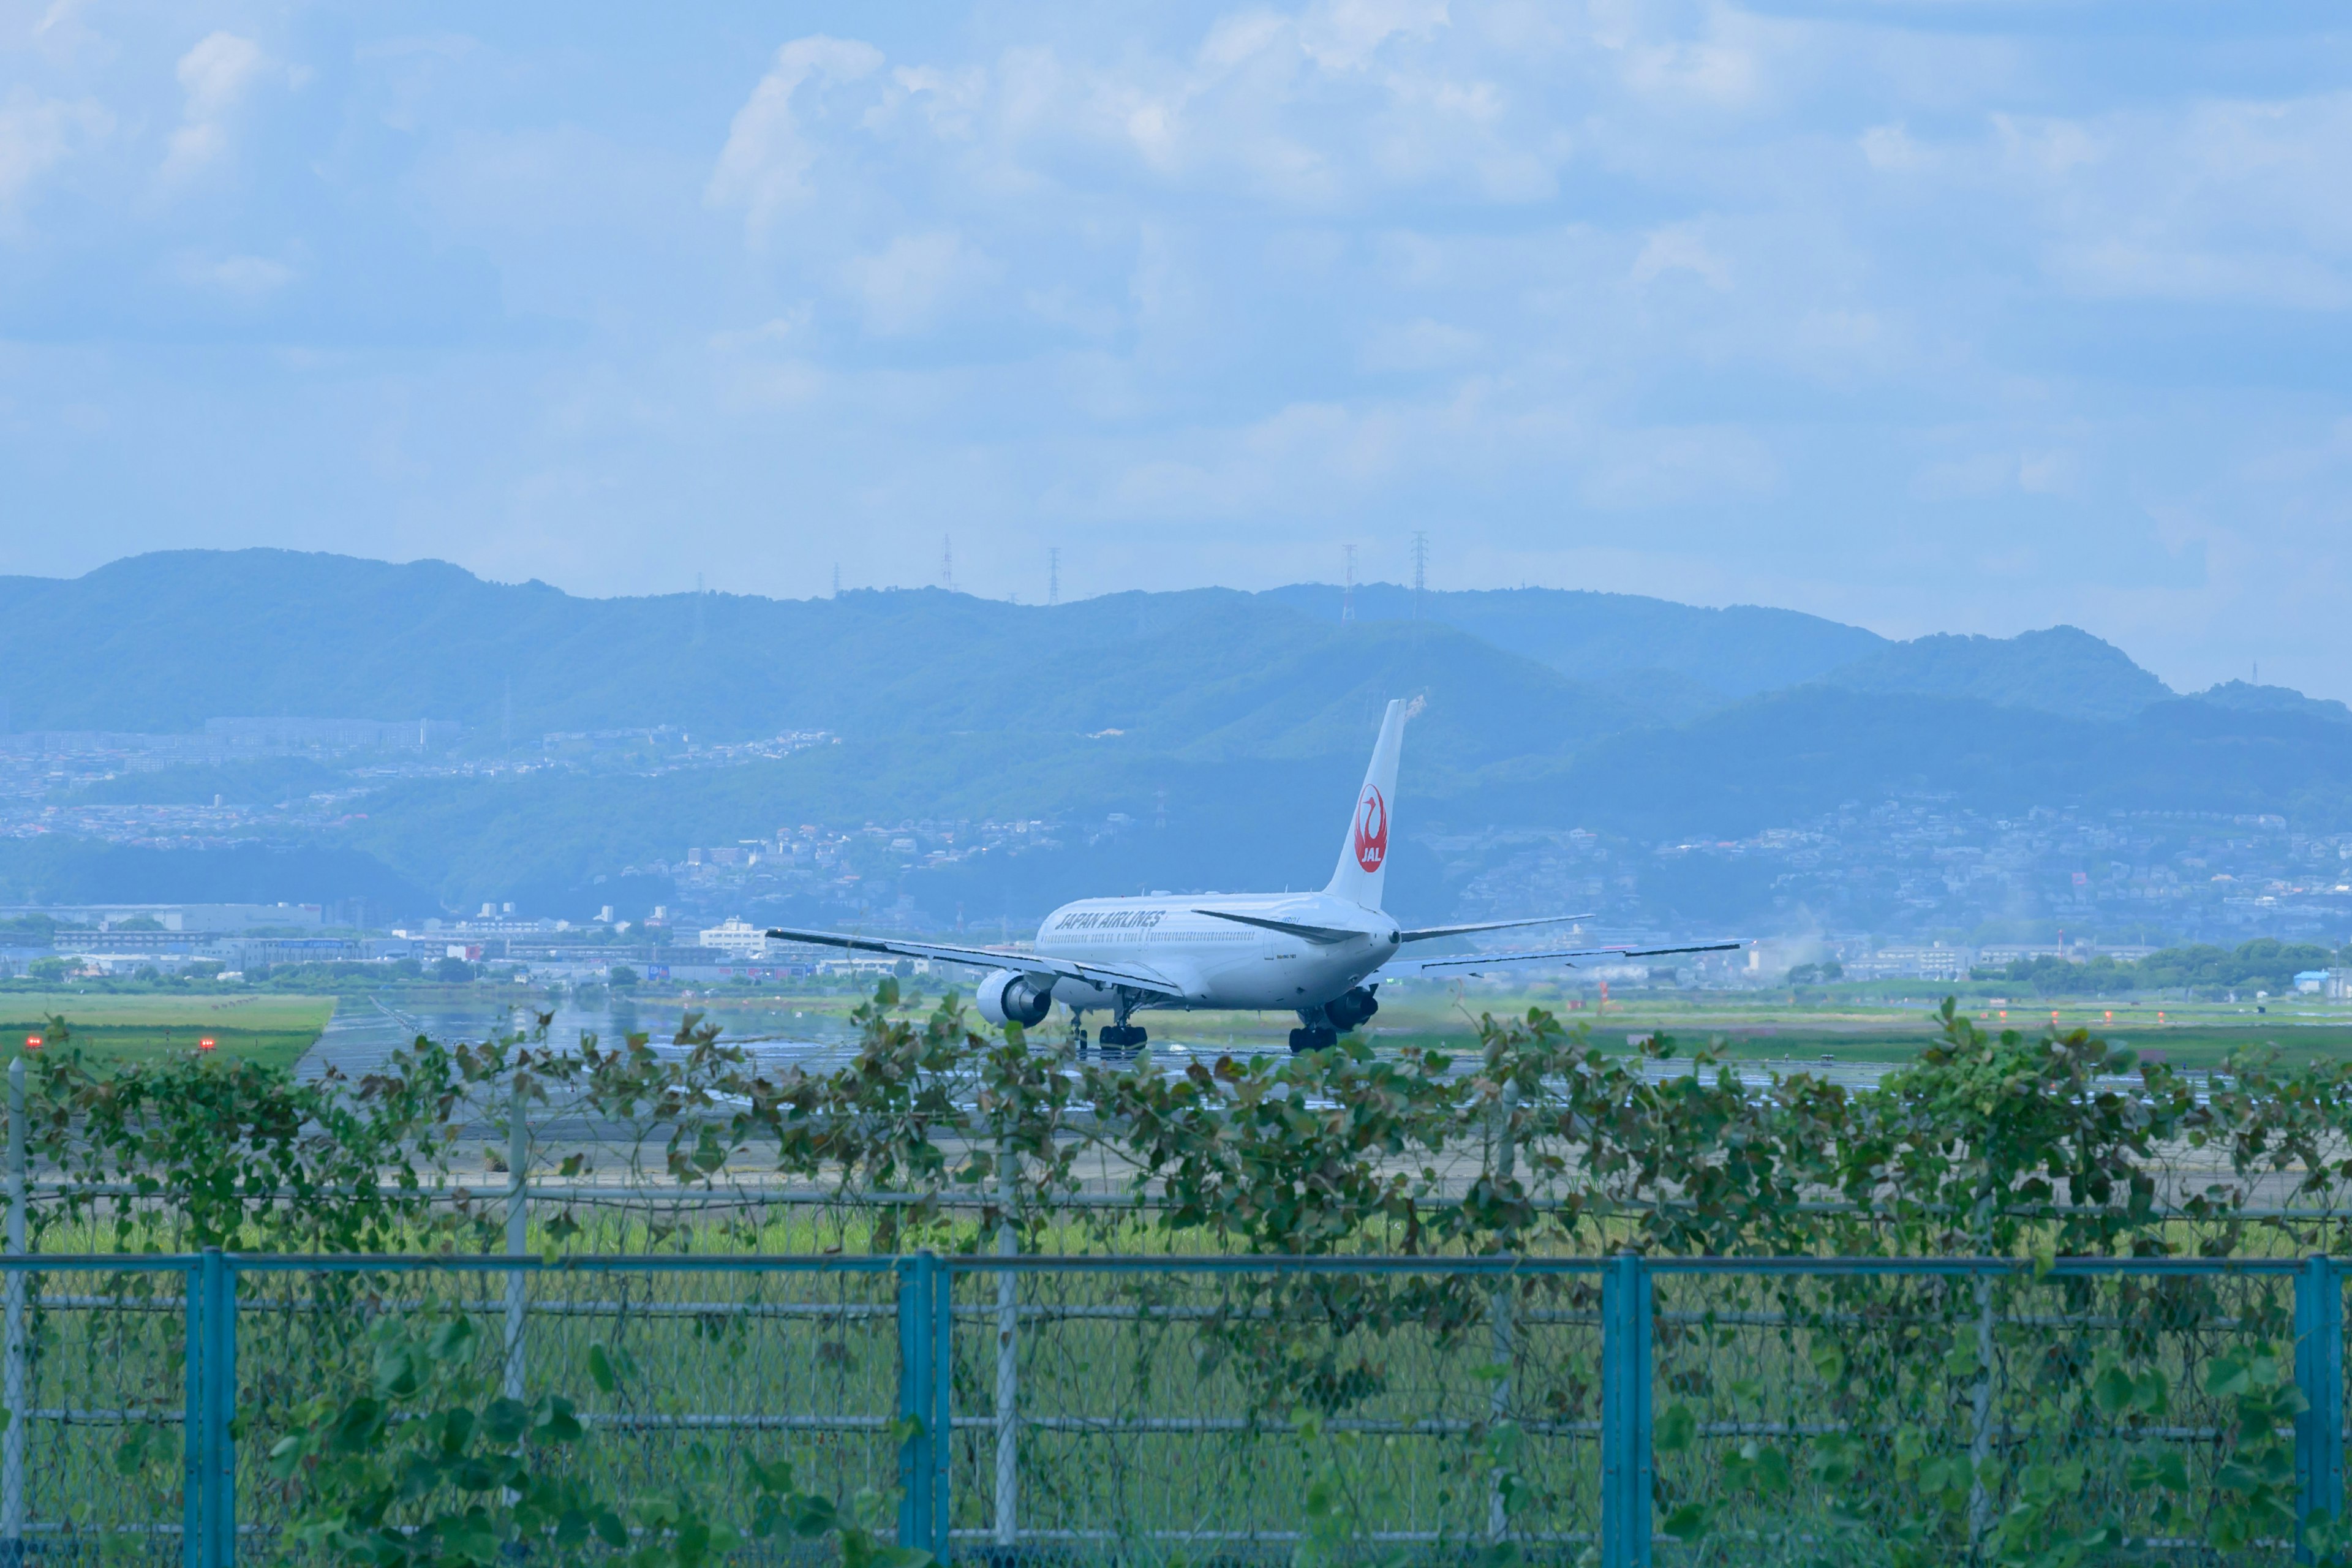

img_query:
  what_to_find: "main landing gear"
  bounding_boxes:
[1071,996,1147,1059]
[1289,1023,1339,1054]
[1292,986,1379,1054]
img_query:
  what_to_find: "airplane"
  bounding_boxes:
[767,698,1740,1053]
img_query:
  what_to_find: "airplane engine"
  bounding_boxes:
[978,969,1055,1028]
[1322,986,1380,1031]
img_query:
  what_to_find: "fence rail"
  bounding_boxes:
[0,1250,2344,1566]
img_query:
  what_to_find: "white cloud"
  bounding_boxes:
[2016,449,2079,497]
[171,252,298,298]
[1632,224,1730,289]
[1954,94,2352,309]
[1912,449,2083,501]
[1577,423,1778,508]
[160,32,288,184]
[1296,0,1450,72]
[1358,317,1484,371]
[2049,241,2352,310]
[0,92,111,216]
[1859,123,1919,172]
[840,230,997,334]
[706,36,886,236]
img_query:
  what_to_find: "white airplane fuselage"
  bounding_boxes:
[1034,892,1400,1016]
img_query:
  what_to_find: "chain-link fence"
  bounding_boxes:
[0,1251,2346,1567]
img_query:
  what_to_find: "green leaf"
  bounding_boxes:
[1806,1434,1858,1488]
[1656,1401,1697,1453]
[330,1395,386,1453]
[371,1342,421,1400]
[2207,1354,2251,1398]
[1725,1439,1792,1496]
[428,1315,478,1362]
[1661,1503,1711,1540]
[480,1397,527,1445]
[588,1343,617,1394]
[789,1494,842,1539]
[2092,1362,2135,1419]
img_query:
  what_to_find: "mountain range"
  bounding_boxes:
[3,549,2348,927]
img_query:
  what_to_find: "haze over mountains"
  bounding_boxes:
[4,550,2350,935]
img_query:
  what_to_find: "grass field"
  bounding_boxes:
[657,977,2352,1072]
[1351,983,2352,1069]
[0,974,2342,1079]
[0,991,336,1071]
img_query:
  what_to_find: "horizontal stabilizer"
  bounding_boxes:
[1382,940,1741,978]
[1193,909,1363,946]
[1396,913,1593,944]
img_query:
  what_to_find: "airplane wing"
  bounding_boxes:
[764,927,1188,998]
[1395,913,1594,943]
[1378,941,1742,979]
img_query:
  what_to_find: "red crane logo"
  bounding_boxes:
[1353,785,1388,873]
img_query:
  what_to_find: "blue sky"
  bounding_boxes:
[3,1,2350,695]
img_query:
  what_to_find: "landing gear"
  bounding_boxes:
[1087,993,1148,1059]
[1289,1023,1339,1054]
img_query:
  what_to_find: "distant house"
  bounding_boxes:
[2296,970,2329,994]
[698,917,771,959]
[1855,944,1970,981]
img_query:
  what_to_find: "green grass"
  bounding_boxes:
[1354,987,2352,1069]
[0,991,336,1072]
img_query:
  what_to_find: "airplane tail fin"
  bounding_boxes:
[1324,697,1415,910]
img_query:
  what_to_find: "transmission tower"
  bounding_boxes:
[1048,548,1061,606]
[693,571,706,644]
[1411,532,1428,620]
[831,564,841,598]
[1342,545,1357,623]
[941,537,956,594]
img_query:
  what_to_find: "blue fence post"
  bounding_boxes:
[182,1259,203,1568]
[899,1253,951,1562]
[931,1254,955,1564]
[1601,1251,1653,1568]
[203,1249,236,1568]
[184,1249,236,1568]
[2297,1253,2344,1557]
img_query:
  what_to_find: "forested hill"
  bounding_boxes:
[2,549,2345,922]
[0,549,2180,739]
